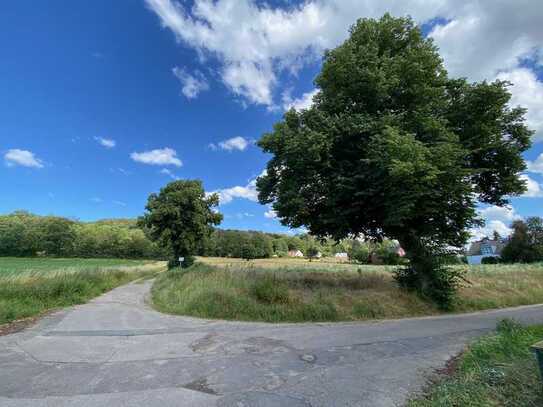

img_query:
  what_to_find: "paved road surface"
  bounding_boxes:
[1,280,542,406]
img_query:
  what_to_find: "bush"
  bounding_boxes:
[252,275,291,304]
[394,251,467,310]
[481,256,500,264]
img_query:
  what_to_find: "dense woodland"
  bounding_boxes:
[0,211,401,263]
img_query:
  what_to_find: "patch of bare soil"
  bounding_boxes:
[0,315,42,336]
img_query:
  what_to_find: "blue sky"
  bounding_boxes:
[1,0,543,238]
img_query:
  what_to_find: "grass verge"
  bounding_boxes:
[409,320,543,407]
[0,259,164,326]
[152,261,543,322]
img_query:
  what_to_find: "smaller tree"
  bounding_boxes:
[306,246,320,262]
[139,180,222,268]
[501,217,543,263]
[241,244,257,261]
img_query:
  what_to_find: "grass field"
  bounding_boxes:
[0,257,165,326]
[409,320,543,407]
[151,257,543,322]
[0,257,152,278]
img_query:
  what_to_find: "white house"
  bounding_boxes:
[288,250,304,258]
[466,238,505,265]
[335,252,349,261]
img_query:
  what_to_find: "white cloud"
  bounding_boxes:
[130,147,182,167]
[264,209,277,219]
[210,136,250,152]
[519,174,543,198]
[527,154,543,174]
[113,200,127,207]
[470,220,512,242]
[4,149,44,168]
[172,66,209,99]
[470,204,521,241]
[94,137,116,148]
[160,168,180,180]
[211,178,259,205]
[495,68,543,142]
[146,0,543,113]
[479,205,521,223]
[283,88,318,111]
[91,197,103,203]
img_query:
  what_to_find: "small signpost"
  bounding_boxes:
[532,341,543,382]
[178,257,184,267]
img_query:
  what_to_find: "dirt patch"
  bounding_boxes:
[0,315,42,336]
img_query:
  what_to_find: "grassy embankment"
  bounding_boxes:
[409,320,543,407]
[151,257,543,322]
[0,257,165,325]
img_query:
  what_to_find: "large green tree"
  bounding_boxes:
[256,14,532,305]
[139,180,222,268]
[501,217,543,263]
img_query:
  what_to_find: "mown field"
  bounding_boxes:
[151,257,543,322]
[0,257,165,326]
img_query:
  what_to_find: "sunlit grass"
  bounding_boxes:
[0,257,165,325]
[152,258,543,322]
[409,320,543,406]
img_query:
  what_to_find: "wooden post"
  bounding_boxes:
[532,341,543,381]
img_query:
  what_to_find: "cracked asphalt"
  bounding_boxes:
[1,280,542,407]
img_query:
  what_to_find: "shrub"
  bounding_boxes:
[394,250,467,310]
[252,274,291,304]
[481,256,500,265]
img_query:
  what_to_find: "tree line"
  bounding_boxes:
[0,211,167,259]
[0,210,408,264]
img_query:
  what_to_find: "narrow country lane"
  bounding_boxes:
[1,280,542,407]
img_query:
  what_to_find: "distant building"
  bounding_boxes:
[335,252,349,261]
[466,238,506,265]
[288,250,304,258]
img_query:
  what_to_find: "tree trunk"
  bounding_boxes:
[397,234,433,291]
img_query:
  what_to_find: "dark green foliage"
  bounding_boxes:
[139,180,222,268]
[257,14,531,307]
[394,245,466,309]
[241,244,257,261]
[481,256,500,264]
[306,246,320,261]
[0,211,167,259]
[501,217,543,263]
[252,274,291,304]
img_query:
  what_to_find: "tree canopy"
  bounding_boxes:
[139,180,222,267]
[256,14,532,305]
[501,217,543,263]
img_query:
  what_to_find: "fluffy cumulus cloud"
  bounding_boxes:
[130,147,182,167]
[264,209,277,219]
[94,136,116,148]
[519,174,543,198]
[282,89,318,111]
[4,149,44,168]
[172,66,209,99]
[495,68,543,142]
[209,136,250,152]
[213,181,258,204]
[470,204,522,241]
[527,154,543,174]
[145,0,543,124]
[209,171,267,204]
[479,205,521,224]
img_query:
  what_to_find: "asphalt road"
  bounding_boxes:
[1,280,542,406]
